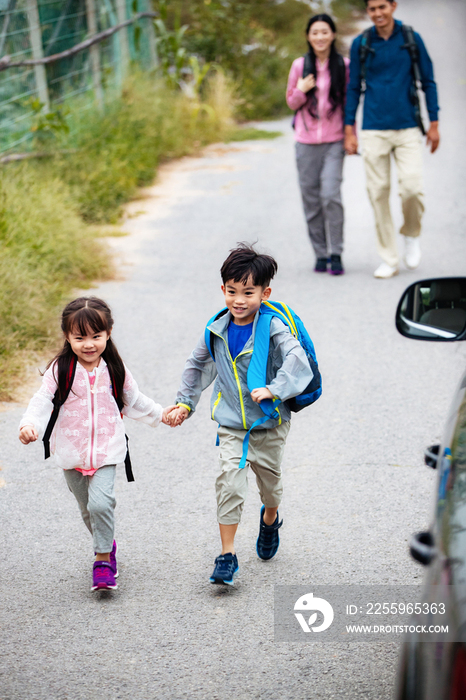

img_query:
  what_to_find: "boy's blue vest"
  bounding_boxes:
[205,300,322,467]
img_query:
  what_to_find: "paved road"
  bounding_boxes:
[1,1,466,698]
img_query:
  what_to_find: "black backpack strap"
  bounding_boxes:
[401,24,426,134]
[292,52,314,130]
[359,27,374,93]
[43,355,77,460]
[302,51,313,79]
[124,434,134,482]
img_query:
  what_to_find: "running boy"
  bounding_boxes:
[169,244,313,585]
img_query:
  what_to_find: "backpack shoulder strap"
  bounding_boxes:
[302,51,313,78]
[359,27,374,93]
[262,300,298,337]
[205,308,228,361]
[401,24,421,77]
[107,365,134,482]
[400,23,426,134]
[246,302,293,420]
[42,355,77,460]
[108,366,124,413]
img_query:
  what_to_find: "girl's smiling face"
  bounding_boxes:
[221,276,271,326]
[66,325,110,371]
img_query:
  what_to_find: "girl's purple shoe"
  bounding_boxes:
[94,540,118,577]
[91,561,117,591]
[110,540,118,578]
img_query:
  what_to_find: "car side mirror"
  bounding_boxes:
[396,277,466,341]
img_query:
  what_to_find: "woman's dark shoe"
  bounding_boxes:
[329,254,344,275]
[314,257,328,273]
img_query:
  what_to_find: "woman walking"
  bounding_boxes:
[287,14,349,275]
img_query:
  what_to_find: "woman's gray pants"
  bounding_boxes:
[64,465,116,553]
[295,140,345,258]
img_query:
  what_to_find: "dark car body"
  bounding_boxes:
[395,277,466,700]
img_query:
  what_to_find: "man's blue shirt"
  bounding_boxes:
[345,20,439,130]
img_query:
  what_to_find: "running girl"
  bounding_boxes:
[19,297,174,591]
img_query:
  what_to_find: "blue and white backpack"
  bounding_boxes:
[205,300,322,467]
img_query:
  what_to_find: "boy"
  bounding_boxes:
[169,243,313,585]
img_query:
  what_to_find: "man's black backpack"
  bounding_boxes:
[359,24,426,134]
[42,355,134,481]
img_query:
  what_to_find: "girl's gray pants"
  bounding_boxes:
[64,465,116,553]
[295,140,345,258]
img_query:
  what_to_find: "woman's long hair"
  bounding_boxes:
[46,297,126,409]
[304,14,346,120]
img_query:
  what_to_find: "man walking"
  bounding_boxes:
[345,0,440,279]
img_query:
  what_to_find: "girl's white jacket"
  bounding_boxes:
[19,359,163,470]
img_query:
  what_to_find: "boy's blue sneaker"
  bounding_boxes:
[256,506,283,560]
[209,553,239,586]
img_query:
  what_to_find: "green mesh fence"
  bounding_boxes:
[0,0,157,154]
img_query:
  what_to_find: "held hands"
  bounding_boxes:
[19,425,38,444]
[164,405,189,427]
[250,387,274,404]
[161,405,179,425]
[297,74,316,94]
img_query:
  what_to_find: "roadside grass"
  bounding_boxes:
[226,128,283,142]
[0,71,241,398]
[35,72,237,224]
[0,166,111,399]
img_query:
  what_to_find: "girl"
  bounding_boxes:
[286,14,349,275]
[19,297,174,591]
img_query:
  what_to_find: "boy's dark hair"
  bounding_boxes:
[221,243,278,288]
[364,0,395,5]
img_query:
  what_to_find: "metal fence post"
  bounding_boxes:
[115,0,130,79]
[25,0,49,111]
[145,0,159,69]
[85,0,104,112]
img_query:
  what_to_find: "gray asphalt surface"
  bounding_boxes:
[1,1,466,698]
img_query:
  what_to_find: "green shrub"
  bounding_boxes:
[55,74,235,223]
[0,166,111,398]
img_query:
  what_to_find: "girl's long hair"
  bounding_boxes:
[304,14,346,120]
[46,297,126,409]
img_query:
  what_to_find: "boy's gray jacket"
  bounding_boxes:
[176,310,313,431]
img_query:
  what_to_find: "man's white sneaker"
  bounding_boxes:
[373,263,399,279]
[403,236,421,270]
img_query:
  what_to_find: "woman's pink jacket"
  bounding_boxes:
[286,55,350,144]
[20,359,163,470]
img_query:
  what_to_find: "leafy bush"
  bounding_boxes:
[53,73,235,222]
[0,166,111,398]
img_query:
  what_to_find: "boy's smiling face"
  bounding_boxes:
[221,276,271,326]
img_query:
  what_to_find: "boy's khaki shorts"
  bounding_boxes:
[216,421,291,525]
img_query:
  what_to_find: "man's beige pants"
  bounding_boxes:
[361,128,424,267]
